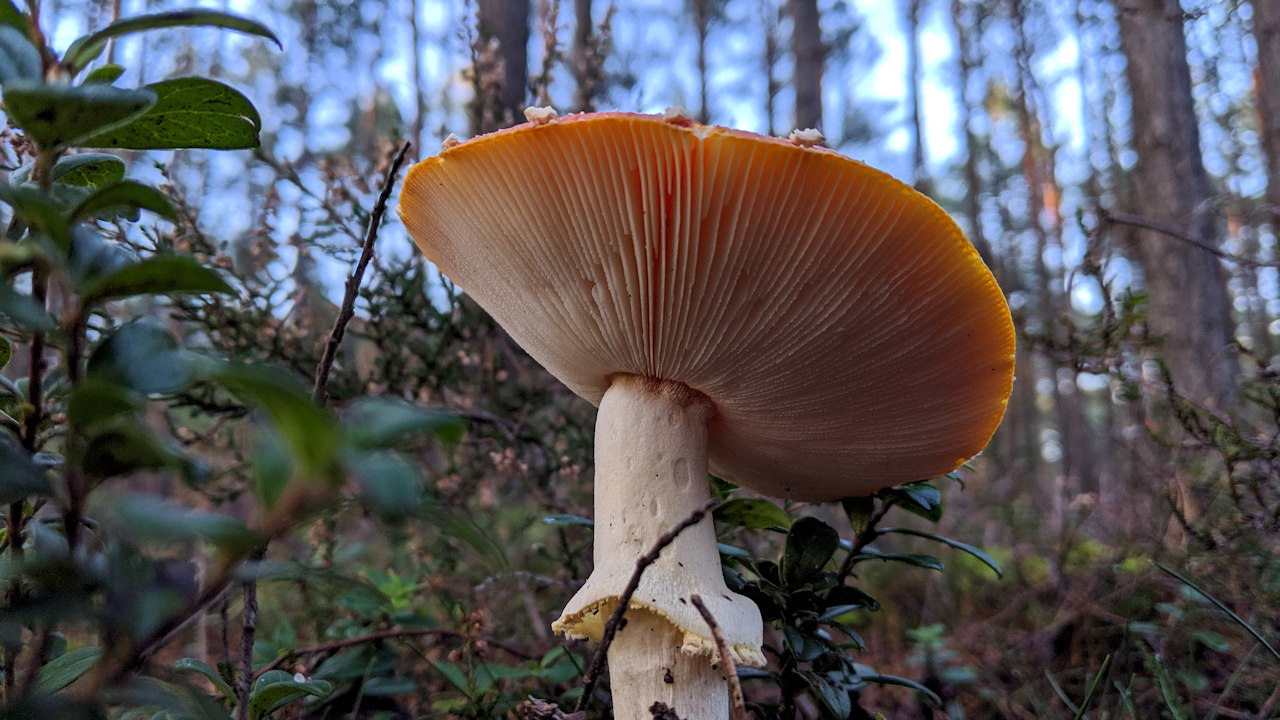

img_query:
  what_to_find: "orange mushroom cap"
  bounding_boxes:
[399,111,1015,500]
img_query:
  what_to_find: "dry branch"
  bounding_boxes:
[690,595,746,720]
[313,140,413,403]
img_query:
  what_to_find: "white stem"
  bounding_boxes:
[607,608,728,720]
[554,374,764,720]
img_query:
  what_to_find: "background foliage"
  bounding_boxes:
[1,0,1278,718]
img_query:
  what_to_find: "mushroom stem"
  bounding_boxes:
[608,608,727,720]
[554,374,764,720]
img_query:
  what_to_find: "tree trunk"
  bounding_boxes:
[790,0,823,131]
[763,0,780,136]
[907,0,931,195]
[572,0,598,111]
[693,0,711,124]
[1118,0,1236,409]
[410,0,425,155]
[472,0,530,135]
[1254,0,1280,229]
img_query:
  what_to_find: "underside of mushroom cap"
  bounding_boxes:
[398,112,1016,500]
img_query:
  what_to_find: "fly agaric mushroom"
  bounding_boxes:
[398,111,1014,719]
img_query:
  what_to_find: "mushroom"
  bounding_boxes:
[398,111,1014,719]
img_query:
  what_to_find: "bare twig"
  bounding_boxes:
[517,696,587,720]
[235,567,259,720]
[1102,211,1280,268]
[84,560,237,694]
[312,140,413,404]
[690,595,746,720]
[573,498,721,713]
[254,626,536,681]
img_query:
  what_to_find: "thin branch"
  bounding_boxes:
[573,498,721,713]
[84,561,237,694]
[234,580,256,720]
[312,140,413,404]
[254,626,537,682]
[690,595,746,720]
[1103,211,1280,267]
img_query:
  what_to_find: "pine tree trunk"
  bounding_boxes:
[693,0,711,124]
[1118,0,1237,409]
[764,1,780,137]
[907,0,930,194]
[1254,0,1280,229]
[572,0,597,111]
[791,0,823,131]
[472,0,530,135]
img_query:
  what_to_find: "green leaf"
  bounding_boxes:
[86,319,195,394]
[1,80,155,149]
[48,153,127,188]
[1072,654,1112,720]
[347,450,422,521]
[214,363,340,482]
[0,2,23,33]
[0,336,9,368]
[65,10,279,71]
[781,516,840,589]
[430,660,471,693]
[174,657,236,702]
[67,226,131,289]
[419,504,509,570]
[71,180,176,223]
[344,397,464,448]
[823,584,880,613]
[82,77,261,150]
[842,496,875,534]
[0,182,72,247]
[854,668,942,706]
[248,673,331,720]
[111,495,265,555]
[0,283,51,330]
[35,646,101,692]
[884,482,943,523]
[783,626,826,663]
[1153,560,1280,662]
[82,423,174,480]
[853,545,944,572]
[0,25,40,84]
[0,437,51,502]
[80,254,229,305]
[879,527,1002,577]
[250,428,291,509]
[362,676,417,697]
[714,497,792,530]
[67,378,140,428]
[311,645,396,682]
[542,513,593,528]
[801,670,852,719]
[82,64,124,85]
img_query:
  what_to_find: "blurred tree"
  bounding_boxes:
[791,0,822,130]
[1118,0,1237,410]
[907,0,930,194]
[472,0,531,134]
[762,0,781,135]
[1254,0,1280,230]
[692,0,712,123]
[572,0,598,110]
